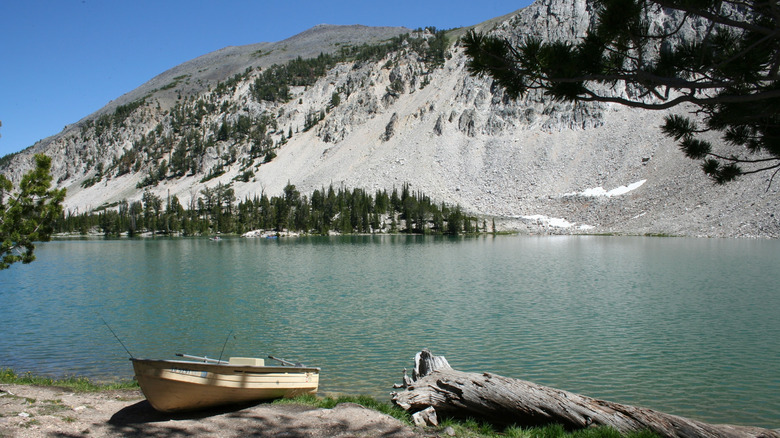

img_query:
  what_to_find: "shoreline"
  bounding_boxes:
[0,383,420,438]
[4,376,778,437]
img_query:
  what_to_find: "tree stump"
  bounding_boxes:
[391,349,779,438]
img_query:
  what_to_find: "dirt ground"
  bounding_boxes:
[0,384,422,437]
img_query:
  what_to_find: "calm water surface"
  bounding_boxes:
[1,236,778,427]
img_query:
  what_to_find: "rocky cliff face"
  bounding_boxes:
[2,0,777,238]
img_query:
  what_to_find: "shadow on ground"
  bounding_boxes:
[105,401,417,437]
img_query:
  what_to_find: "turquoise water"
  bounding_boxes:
[1,235,778,427]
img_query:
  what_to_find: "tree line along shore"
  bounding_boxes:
[54,182,497,238]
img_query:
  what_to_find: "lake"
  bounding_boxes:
[1,235,778,427]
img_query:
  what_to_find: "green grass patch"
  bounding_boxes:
[0,368,138,392]
[433,421,661,438]
[37,399,70,415]
[22,419,41,428]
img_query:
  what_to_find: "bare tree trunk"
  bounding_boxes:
[391,350,779,438]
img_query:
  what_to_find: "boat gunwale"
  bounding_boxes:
[130,357,321,374]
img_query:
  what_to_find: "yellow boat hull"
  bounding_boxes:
[131,358,320,412]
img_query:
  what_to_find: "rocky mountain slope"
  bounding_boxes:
[2,0,777,238]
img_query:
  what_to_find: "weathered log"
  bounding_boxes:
[392,349,779,438]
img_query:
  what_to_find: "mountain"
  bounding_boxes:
[2,0,777,238]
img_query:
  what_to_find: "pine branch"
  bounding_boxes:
[651,0,776,35]
[738,162,780,175]
[573,86,780,110]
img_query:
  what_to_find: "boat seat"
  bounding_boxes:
[228,357,265,366]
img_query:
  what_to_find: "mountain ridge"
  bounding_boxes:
[2,0,778,238]
[72,24,412,131]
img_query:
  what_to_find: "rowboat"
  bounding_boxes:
[130,354,320,412]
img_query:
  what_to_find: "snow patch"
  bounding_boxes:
[565,180,646,198]
[522,215,595,230]
[523,215,570,228]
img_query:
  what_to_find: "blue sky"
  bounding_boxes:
[0,1,531,158]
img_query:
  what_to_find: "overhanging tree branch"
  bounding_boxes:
[463,0,780,184]
[651,0,776,34]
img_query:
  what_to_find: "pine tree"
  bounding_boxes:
[1,154,66,269]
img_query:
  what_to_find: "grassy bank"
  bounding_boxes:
[1,369,658,438]
[0,368,138,392]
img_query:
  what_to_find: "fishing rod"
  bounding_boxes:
[217,330,235,364]
[100,316,134,359]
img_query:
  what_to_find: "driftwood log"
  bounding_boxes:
[392,349,779,438]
